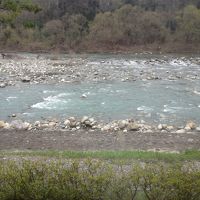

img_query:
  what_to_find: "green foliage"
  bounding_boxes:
[1,0,200,50]
[89,5,166,45]
[0,160,200,200]
[176,5,200,42]
[0,0,41,24]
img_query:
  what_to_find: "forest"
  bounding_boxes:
[1,0,200,52]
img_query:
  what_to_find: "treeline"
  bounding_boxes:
[1,0,200,52]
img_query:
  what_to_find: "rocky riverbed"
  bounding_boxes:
[0,116,199,135]
[0,53,200,88]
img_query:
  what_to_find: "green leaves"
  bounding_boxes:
[1,160,200,200]
[0,0,41,24]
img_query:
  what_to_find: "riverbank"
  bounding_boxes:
[0,117,200,152]
[2,42,200,54]
[1,52,200,89]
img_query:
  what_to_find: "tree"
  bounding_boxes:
[0,0,41,24]
[62,13,88,48]
[176,5,200,42]
[42,19,64,46]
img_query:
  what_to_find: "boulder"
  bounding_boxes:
[48,122,57,127]
[127,122,140,131]
[118,120,129,129]
[158,124,163,130]
[196,127,200,132]
[176,129,186,134]
[10,120,30,130]
[64,119,71,126]
[0,83,6,88]
[186,121,196,130]
[21,77,31,83]
[34,121,41,127]
[81,116,89,123]
[4,123,10,129]
[101,125,111,131]
[64,117,77,128]
[0,121,6,128]
[166,126,174,131]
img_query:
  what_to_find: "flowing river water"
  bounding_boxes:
[0,53,200,125]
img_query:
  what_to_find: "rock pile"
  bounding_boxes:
[0,118,199,134]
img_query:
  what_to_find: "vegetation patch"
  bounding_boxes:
[0,159,200,200]
[1,150,200,162]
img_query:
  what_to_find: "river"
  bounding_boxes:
[0,53,200,125]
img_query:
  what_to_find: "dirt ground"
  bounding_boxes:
[0,130,199,152]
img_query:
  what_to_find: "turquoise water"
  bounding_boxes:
[0,80,200,125]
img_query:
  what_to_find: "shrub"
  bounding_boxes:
[0,160,200,200]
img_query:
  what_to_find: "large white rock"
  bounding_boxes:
[186,121,196,130]
[176,129,186,134]
[158,124,163,130]
[81,116,89,123]
[0,121,6,128]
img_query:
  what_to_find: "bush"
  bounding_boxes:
[0,160,200,200]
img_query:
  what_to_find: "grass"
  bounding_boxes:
[0,149,200,162]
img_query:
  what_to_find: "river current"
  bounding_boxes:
[0,54,200,125]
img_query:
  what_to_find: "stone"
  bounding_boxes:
[10,120,30,130]
[4,123,10,129]
[81,94,87,98]
[64,117,77,128]
[41,123,49,128]
[81,116,89,123]
[145,129,153,133]
[0,121,6,128]
[49,122,56,127]
[118,120,129,129]
[89,118,95,123]
[166,126,174,131]
[12,114,16,118]
[21,77,31,83]
[196,127,200,132]
[176,129,186,134]
[64,119,71,126]
[162,124,167,129]
[0,83,6,88]
[69,117,76,122]
[185,126,191,131]
[186,121,196,130]
[101,125,111,131]
[158,124,163,130]
[127,122,140,131]
[34,121,41,127]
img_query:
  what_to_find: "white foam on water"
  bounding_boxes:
[43,90,56,94]
[163,105,186,113]
[6,96,17,101]
[31,94,71,110]
[137,106,153,112]
[169,59,189,67]
[194,90,200,95]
